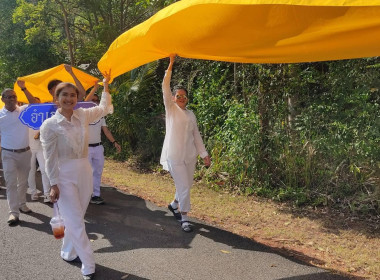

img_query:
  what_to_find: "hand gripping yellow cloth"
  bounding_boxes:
[13,64,99,104]
[98,0,380,82]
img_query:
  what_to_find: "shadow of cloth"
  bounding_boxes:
[195,218,353,280]
[85,187,195,253]
[87,186,325,259]
[95,264,149,280]
[276,272,364,280]
[84,186,354,280]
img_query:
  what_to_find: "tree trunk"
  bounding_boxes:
[257,66,271,183]
[56,0,75,65]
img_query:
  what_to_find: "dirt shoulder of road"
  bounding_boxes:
[102,159,380,280]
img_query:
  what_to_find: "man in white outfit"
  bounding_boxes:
[0,81,39,225]
[161,55,211,232]
[87,94,121,204]
[84,86,121,204]
[26,96,50,202]
[28,129,51,202]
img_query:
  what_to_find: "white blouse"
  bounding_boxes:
[40,91,113,186]
[160,70,208,170]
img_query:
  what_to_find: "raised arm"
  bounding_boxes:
[162,54,176,108]
[84,80,100,101]
[64,64,86,101]
[16,80,39,104]
[167,54,175,71]
[85,71,113,123]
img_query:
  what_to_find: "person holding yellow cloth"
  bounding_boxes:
[40,73,113,280]
[161,55,211,232]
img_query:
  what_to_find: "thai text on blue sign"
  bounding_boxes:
[19,102,96,130]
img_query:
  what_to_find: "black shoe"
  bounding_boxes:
[90,196,104,205]
[181,221,193,233]
[63,256,81,263]
[83,273,95,280]
[168,204,182,221]
[7,214,20,226]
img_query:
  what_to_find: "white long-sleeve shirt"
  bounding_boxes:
[160,70,208,170]
[40,91,113,186]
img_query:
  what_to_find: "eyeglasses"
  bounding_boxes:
[2,95,17,100]
[175,94,188,100]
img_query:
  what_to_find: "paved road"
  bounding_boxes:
[0,180,350,280]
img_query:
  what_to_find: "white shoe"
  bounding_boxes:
[27,188,41,195]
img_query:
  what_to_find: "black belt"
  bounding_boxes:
[89,142,102,147]
[1,146,30,153]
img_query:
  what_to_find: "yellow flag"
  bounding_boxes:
[14,64,99,104]
[98,0,380,81]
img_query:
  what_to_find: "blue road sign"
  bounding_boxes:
[19,102,96,130]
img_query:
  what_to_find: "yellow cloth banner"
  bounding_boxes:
[13,64,98,104]
[98,0,380,81]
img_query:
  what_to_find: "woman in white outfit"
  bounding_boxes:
[40,75,113,280]
[161,55,211,232]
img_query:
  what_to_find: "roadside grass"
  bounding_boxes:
[102,159,380,280]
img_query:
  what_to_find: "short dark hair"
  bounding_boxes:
[1,88,14,97]
[173,86,188,97]
[55,82,79,98]
[47,79,62,91]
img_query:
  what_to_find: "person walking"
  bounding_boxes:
[40,74,113,280]
[161,55,211,232]
[27,97,51,203]
[84,86,121,205]
[0,81,38,225]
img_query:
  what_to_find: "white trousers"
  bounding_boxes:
[167,159,197,213]
[28,149,50,196]
[57,158,95,275]
[87,145,104,197]
[1,149,31,216]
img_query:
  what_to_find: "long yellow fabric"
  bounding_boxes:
[98,0,380,81]
[13,64,98,104]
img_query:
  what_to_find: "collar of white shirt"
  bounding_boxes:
[2,105,22,114]
[55,109,80,124]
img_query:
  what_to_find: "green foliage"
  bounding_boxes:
[176,58,379,215]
